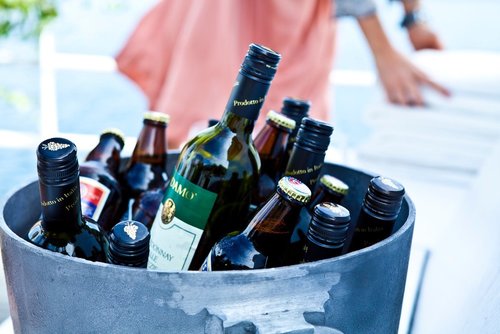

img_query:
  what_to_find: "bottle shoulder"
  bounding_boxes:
[209,233,266,270]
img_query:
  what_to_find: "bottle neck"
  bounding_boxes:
[244,192,300,239]
[85,135,122,173]
[130,120,168,165]
[220,71,271,137]
[39,176,83,232]
[254,122,290,175]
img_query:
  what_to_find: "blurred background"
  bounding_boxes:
[1,0,499,332]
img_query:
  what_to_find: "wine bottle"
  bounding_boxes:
[301,203,351,263]
[202,176,311,271]
[284,117,333,190]
[80,128,125,232]
[348,176,405,251]
[28,138,107,262]
[106,220,150,268]
[121,111,169,230]
[280,97,311,165]
[148,43,281,271]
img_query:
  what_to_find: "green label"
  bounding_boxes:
[147,171,217,271]
[165,171,217,230]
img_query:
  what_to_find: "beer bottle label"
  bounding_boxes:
[80,177,110,221]
[148,171,217,271]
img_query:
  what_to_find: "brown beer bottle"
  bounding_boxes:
[301,203,351,263]
[28,138,107,262]
[202,176,311,271]
[80,129,125,232]
[252,110,296,206]
[348,176,405,251]
[280,97,311,165]
[121,111,169,230]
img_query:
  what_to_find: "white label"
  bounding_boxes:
[147,211,203,271]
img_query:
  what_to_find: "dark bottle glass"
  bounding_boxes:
[121,111,169,230]
[309,175,349,209]
[106,220,150,268]
[291,174,349,245]
[80,129,125,232]
[207,119,219,127]
[28,138,107,262]
[284,117,334,190]
[280,97,311,164]
[148,44,282,271]
[348,176,405,251]
[202,176,311,271]
[301,203,351,263]
[252,109,296,206]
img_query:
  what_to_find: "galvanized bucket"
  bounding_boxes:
[0,158,415,334]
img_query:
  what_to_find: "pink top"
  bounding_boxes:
[116,0,336,148]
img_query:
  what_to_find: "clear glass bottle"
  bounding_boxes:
[106,220,150,268]
[148,44,282,271]
[348,176,405,251]
[202,176,311,271]
[80,129,125,232]
[252,110,296,206]
[301,203,351,263]
[28,137,107,262]
[121,111,169,230]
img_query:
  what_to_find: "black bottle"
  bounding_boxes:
[28,138,107,262]
[301,203,351,263]
[284,117,334,190]
[80,129,125,232]
[202,176,311,271]
[348,176,405,251]
[280,97,311,165]
[292,174,349,245]
[107,220,150,268]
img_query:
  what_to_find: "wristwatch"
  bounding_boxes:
[400,10,424,29]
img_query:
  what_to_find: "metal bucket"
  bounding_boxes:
[0,158,415,334]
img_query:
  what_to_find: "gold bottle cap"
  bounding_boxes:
[266,110,296,130]
[143,111,170,124]
[277,176,311,204]
[320,175,349,195]
[101,128,125,143]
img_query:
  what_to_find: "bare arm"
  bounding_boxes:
[358,14,449,106]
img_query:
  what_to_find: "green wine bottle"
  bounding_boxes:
[148,43,281,271]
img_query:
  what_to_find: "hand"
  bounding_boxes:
[375,47,450,106]
[407,22,444,51]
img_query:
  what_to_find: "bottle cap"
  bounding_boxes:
[277,176,311,204]
[281,97,311,117]
[101,128,125,149]
[108,220,150,267]
[308,203,351,246]
[319,175,349,196]
[143,111,170,124]
[240,43,281,83]
[266,110,296,130]
[296,117,334,153]
[364,176,405,220]
[37,137,79,185]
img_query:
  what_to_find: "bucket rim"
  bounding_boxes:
[0,170,415,276]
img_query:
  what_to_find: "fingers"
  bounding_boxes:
[418,73,451,97]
